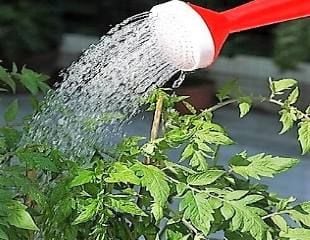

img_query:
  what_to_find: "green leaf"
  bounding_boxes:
[176,182,187,196]
[287,87,299,104]
[239,102,251,118]
[0,228,8,240]
[238,195,264,205]
[0,66,16,93]
[216,80,238,101]
[288,202,310,227]
[208,198,222,210]
[0,137,7,154]
[30,96,39,111]
[225,190,249,201]
[166,229,189,240]
[220,203,235,220]
[298,201,310,212]
[7,208,39,231]
[271,78,297,94]
[166,129,189,143]
[108,198,147,216]
[276,196,296,211]
[18,67,49,95]
[69,169,94,188]
[224,200,268,240]
[180,191,214,235]
[17,149,58,172]
[4,99,18,123]
[280,228,310,240]
[187,170,225,186]
[181,144,194,161]
[197,131,234,146]
[151,202,164,221]
[250,207,268,216]
[189,151,208,171]
[229,152,250,166]
[298,120,310,154]
[38,81,50,93]
[131,163,170,221]
[230,153,299,180]
[288,209,310,227]
[73,200,98,225]
[0,127,21,150]
[279,109,296,134]
[19,73,39,95]
[271,215,288,232]
[225,231,255,240]
[105,162,140,185]
[164,161,196,175]
[195,140,213,153]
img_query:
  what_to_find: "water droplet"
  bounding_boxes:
[172,71,186,88]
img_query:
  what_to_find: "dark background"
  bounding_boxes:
[0,0,309,78]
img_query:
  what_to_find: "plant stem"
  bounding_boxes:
[182,219,198,235]
[138,96,164,227]
[261,210,289,220]
[25,168,36,208]
[145,96,164,164]
[207,99,238,112]
[268,98,310,120]
[151,96,164,142]
[205,96,309,121]
[268,98,284,106]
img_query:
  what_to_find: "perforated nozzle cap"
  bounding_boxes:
[150,0,215,71]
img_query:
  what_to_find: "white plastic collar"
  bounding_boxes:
[150,0,215,71]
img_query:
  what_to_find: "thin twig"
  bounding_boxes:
[151,97,164,141]
[207,99,238,112]
[269,98,309,120]
[145,96,164,164]
[261,210,289,220]
[137,96,165,230]
[182,219,198,235]
[25,168,36,208]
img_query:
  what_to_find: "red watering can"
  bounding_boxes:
[150,0,310,71]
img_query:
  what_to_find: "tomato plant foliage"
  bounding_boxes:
[0,64,310,239]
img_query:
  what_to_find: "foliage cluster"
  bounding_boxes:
[0,64,309,240]
[0,1,62,61]
[274,19,310,69]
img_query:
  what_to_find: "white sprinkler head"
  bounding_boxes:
[150,0,215,71]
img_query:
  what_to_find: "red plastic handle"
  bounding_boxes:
[223,0,310,33]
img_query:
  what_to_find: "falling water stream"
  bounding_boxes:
[27,12,185,157]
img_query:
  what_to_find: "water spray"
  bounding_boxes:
[28,0,309,157]
[150,0,310,71]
